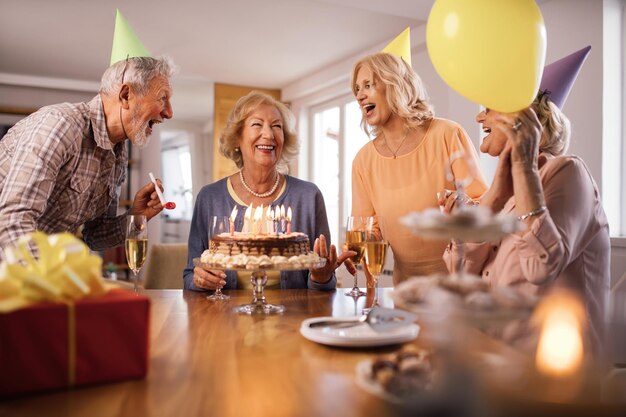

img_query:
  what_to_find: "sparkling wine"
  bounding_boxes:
[345,230,365,263]
[364,241,388,275]
[125,238,148,273]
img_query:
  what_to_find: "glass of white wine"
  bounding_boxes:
[344,216,367,297]
[363,215,388,313]
[125,214,148,292]
[206,215,231,301]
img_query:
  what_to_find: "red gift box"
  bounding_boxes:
[0,289,150,397]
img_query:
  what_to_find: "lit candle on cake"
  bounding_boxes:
[286,207,292,234]
[259,204,264,233]
[265,205,273,235]
[274,206,280,236]
[243,204,253,233]
[229,206,238,236]
[253,205,263,236]
[280,205,286,234]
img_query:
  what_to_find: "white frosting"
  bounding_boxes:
[199,250,324,270]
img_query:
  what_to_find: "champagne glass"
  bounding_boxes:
[344,216,367,297]
[363,216,388,313]
[444,150,477,207]
[206,216,231,301]
[125,215,148,292]
[443,151,477,273]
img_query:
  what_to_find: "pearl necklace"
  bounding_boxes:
[239,169,281,198]
[383,130,409,159]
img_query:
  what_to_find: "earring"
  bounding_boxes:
[235,147,240,152]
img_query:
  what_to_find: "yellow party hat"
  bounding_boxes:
[382,27,411,66]
[110,9,151,66]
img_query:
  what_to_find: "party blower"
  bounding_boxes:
[148,172,176,210]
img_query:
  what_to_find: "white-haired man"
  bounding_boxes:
[0,56,175,259]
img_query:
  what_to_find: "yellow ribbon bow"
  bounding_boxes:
[0,232,107,312]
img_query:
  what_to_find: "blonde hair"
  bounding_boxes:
[219,91,298,173]
[351,52,434,137]
[533,92,571,156]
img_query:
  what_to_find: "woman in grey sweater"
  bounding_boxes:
[183,91,353,291]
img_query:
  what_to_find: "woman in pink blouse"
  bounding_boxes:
[443,46,610,357]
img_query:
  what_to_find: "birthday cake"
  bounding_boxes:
[196,204,326,270]
[199,232,323,270]
[211,231,310,257]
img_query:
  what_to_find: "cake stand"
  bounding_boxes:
[193,257,326,315]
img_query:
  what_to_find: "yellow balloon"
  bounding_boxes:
[427,0,546,112]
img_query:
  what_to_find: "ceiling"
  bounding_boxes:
[0,0,434,123]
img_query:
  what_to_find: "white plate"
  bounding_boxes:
[300,317,419,347]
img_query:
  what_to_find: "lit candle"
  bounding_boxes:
[243,204,253,233]
[265,205,273,235]
[259,204,264,234]
[280,205,286,234]
[532,289,587,404]
[253,206,263,236]
[286,207,292,234]
[535,291,585,377]
[230,206,238,236]
[274,206,280,236]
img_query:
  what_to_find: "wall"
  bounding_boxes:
[0,84,96,111]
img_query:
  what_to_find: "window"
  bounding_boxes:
[309,96,369,244]
[603,0,625,237]
[161,131,194,221]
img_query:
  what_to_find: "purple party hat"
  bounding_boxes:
[539,46,591,109]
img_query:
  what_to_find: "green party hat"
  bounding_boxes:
[382,27,411,66]
[110,9,150,66]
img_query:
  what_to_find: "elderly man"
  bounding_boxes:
[0,55,175,260]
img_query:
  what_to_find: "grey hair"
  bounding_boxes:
[100,56,177,96]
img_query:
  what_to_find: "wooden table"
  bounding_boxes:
[0,288,412,417]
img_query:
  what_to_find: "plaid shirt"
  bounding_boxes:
[0,95,128,260]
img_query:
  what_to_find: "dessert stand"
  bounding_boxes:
[397,152,525,325]
[400,206,523,273]
[193,257,326,315]
[397,206,528,330]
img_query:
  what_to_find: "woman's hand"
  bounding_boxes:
[492,108,542,170]
[491,108,546,226]
[131,180,164,220]
[437,189,475,214]
[310,234,355,284]
[509,109,542,169]
[193,266,227,290]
